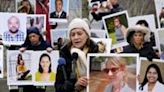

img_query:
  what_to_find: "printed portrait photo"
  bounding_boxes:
[16,0,35,14]
[27,14,46,39]
[50,0,69,22]
[0,45,3,78]
[0,13,27,45]
[87,54,139,92]
[155,0,164,28]
[50,29,67,50]
[103,11,129,49]
[129,14,158,48]
[32,51,59,86]
[138,58,164,92]
[7,51,33,85]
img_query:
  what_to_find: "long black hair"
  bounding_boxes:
[38,53,52,73]
[17,53,23,65]
[139,63,164,90]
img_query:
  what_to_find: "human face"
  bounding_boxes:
[147,67,158,84]
[133,32,144,45]
[56,0,63,13]
[20,60,24,65]
[22,1,30,9]
[40,56,50,73]
[70,28,88,49]
[104,61,122,82]
[114,18,120,27]
[28,33,40,46]
[8,16,20,33]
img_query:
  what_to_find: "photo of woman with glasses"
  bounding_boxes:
[89,54,137,92]
[103,57,135,92]
[138,63,164,92]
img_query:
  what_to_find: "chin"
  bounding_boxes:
[74,45,83,49]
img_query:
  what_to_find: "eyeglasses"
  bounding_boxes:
[103,67,119,73]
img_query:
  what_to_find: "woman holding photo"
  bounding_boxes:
[55,18,105,92]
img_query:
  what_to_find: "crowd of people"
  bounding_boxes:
[0,0,164,92]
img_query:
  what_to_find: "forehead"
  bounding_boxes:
[41,56,49,60]
[22,1,29,4]
[8,16,19,23]
[134,31,144,35]
[71,28,85,33]
[28,33,39,37]
[148,67,157,72]
[56,0,62,3]
[106,59,120,67]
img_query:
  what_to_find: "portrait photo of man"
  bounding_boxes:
[50,0,67,19]
[2,14,26,45]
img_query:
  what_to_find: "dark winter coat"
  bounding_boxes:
[55,39,99,92]
[123,42,159,61]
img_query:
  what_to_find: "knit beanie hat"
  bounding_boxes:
[68,18,90,38]
[126,25,150,43]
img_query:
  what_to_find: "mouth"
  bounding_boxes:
[74,41,81,44]
[108,77,115,80]
[148,77,155,81]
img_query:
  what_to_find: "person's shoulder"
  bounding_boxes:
[122,45,133,53]
[35,71,41,81]
[18,30,24,34]
[35,71,41,75]
[62,11,67,14]
[104,83,112,92]
[60,44,69,52]
[50,11,56,15]
[50,11,57,18]
[3,31,10,35]
[156,81,164,89]
[50,72,56,78]
[123,84,135,92]
[50,71,55,75]
[143,42,152,47]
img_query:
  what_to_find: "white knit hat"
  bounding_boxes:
[68,18,90,38]
[126,25,151,43]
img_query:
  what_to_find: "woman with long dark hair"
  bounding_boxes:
[139,63,164,92]
[16,53,30,80]
[35,53,55,81]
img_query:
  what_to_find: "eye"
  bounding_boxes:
[103,67,119,73]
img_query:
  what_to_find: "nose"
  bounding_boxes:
[108,70,113,76]
[74,34,79,39]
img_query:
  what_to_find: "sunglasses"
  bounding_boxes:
[103,67,119,73]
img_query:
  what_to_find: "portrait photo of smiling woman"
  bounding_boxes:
[138,59,164,92]
[35,53,55,82]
